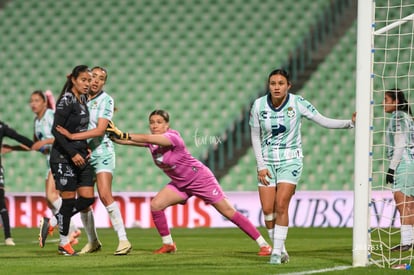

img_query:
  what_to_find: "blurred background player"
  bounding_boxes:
[107,109,271,256]
[29,90,81,248]
[39,65,95,256]
[0,121,34,245]
[56,66,131,255]
[383,88,414,252]
[249,69,356,264]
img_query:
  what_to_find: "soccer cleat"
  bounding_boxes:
[114,240,132,255]
[38,217,54,248]
[269,254,281,265]
[281,252,290,264]
[390,243,414,252]
[58,243,78,256]
[79,240,102,254]
[69,229,82,246]
[153,243,177,254]
[258,245,272,256]
[4,238,15,246]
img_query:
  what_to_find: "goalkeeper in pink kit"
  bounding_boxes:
[108,109,271,255]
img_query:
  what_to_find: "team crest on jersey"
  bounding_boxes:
[59,177,68,186]
[287,107,296,118]
[90,101,98,109]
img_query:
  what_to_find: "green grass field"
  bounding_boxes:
[0,227,406,274]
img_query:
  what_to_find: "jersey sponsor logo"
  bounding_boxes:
[271,124,286,136]
[63,166,74,177]
[154,153,176,171]
[260,111,284,120]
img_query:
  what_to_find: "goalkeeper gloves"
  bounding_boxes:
[386,168,395,184]
[106,120,130,140]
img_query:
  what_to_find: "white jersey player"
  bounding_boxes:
[384,88,414,252]
[249,68,355,265]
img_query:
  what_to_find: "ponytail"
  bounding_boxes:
[58,65,90,100]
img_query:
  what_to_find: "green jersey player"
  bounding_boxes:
[249,69,356,265]
[384,88,414,252]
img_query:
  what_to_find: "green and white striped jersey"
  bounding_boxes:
[34,108,54,151]
[249,93,318,162]
[386,110,414,164]
[87,91,115,155]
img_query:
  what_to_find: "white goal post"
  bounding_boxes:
[353,0,414,267]
[353,0,374,267]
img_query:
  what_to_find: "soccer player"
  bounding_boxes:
[55,66,132,255]
[107,110,272,256]
[249,69,356,264]
[29,90,81,248]
[383,88,414,252]
[0,121,34,246]
[40,65,95,256]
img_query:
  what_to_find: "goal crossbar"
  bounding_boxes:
[373,13,414,35]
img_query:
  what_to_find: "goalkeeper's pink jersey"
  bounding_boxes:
[146,129,205,187]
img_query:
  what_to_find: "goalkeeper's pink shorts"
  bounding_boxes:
[166,168,226,205]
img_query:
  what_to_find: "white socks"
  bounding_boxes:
[51,197,78,233]
[106,202,128,241]
[401,224,413,245]
[268,227,287,253]
[51,197,62,215]
[80,210,98,243]
[162,235,174,245]
[255,236,269,247]
[272,225,288,255]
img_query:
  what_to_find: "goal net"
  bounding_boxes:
[369,0,414,269]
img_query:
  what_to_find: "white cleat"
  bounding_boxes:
[79,240,102,254]
[5,238,15,246]
[114,240,132,255]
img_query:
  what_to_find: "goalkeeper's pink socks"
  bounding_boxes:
[152,210,170,237]
[230,211,261,240]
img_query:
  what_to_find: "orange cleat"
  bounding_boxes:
[258,245,272,256]
[58,243,78,256]
[153,243,177,254]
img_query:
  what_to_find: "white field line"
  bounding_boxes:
[276,265,353,275]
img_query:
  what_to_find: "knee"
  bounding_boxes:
[261,202,275,215]
[99,193,114,207]
[61,198,76,216]
[46,193,59,205]
[80,196,95,208]
[275,202,288,216]
[150,198,165,212]
[73,196,95,214]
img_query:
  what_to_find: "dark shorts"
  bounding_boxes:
[50,162,94,192]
